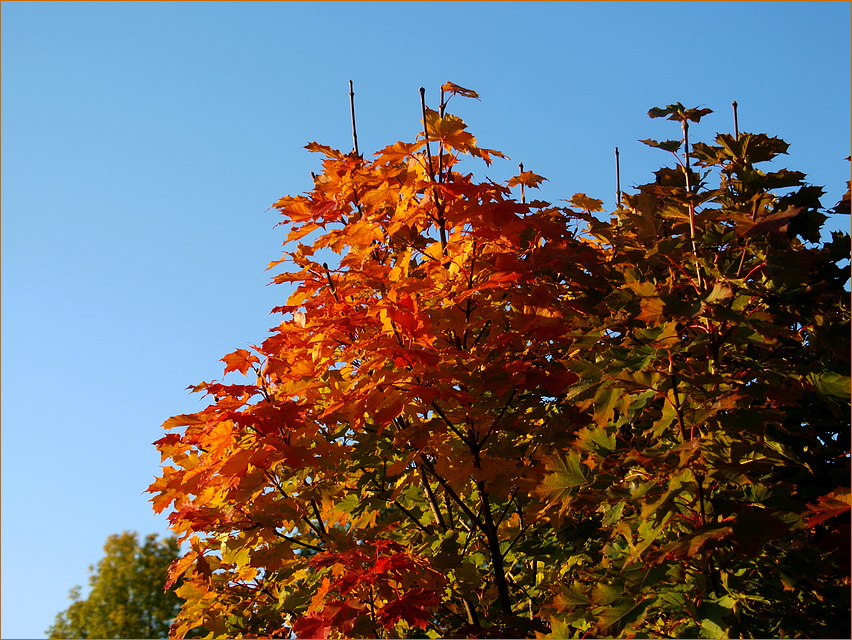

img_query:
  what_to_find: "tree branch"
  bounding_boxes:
[418,455,484,532]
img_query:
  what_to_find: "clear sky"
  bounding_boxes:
[2,1,849,637]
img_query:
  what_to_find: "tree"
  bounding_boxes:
[148,84,850,638]
[48,531,183,639]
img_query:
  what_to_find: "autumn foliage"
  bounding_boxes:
[149,84,850,638]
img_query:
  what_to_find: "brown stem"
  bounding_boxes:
[272,530,323,552]
[349,80,359,156]
[420,87,436,180]
[418,455,484,532]
[368,477,434,536]
[419,466,448,530]
[462,599,480,626]
[731,101,739,140]
[683,122,708,292]
[615,147,622,206]
[430,400,473,446]
[444,492,455,529]
[695,472,706,526]
[420,87,448,252]
[478,385,518,448]
[322,263,340,302]
[669,366,688,442]
[310,498,328,536]
[474,472,513,615]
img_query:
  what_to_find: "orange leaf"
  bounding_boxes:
[507,170,547,189]
[568,192,605,212]
[222,348,260,375]
[440,81,480,100]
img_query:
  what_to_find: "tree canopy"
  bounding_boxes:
[48,531,184,639]
[148,83,850,638]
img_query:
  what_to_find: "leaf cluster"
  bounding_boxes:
[148,88,850,638]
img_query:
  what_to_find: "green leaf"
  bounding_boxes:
[697,596,735,639]
[596,598,646,634]
[557,582,590,606]
[538,452,590,502]
[591,582,622,606]
[808,371,851,399]
[639,138,682,153]
[576,425,616,454]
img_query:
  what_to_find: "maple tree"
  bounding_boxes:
[148,84,850,638]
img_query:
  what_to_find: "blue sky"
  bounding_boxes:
[2,1,849,637]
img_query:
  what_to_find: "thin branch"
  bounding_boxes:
[349,80,359,156]
[419,87,436,180]
[322,262,340,302]
[300,516,328,542]
[418,455,485,532]
[615,147,622,206]
[462,599,480,626]
[367,477,435,536]
[272,530,323,552]
[310,498,328,536]
[430,400,472,445]
[501,521,534,559]
[732,101,739,140]
[478,385,518,448]
[474,475,513,615]
[669,364,689,442]
[391,499,435,536]
[419,86,448,252]
[494,487,520,528]
[419,466,448,530]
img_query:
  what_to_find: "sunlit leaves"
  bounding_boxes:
[440,81,480,100]
[221,348,260,376]
[149,88,850,639]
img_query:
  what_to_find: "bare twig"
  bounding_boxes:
[419,87,436,180]
[615,147,622,206]
[732,101,739,140]
[419,87,448,252]
[349,80,359,156]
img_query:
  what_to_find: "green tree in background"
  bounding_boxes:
[47,531,182,639]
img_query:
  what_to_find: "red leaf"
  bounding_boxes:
[806,489,852,527]
[378,588,440,630]
[292,613,332,639]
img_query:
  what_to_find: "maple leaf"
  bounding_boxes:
[378,588,440,630]
[441,81,480,100]
[507,170,547,189]
[738,205,803,238]
[292,612,332,639]
[423,108,478,154]
[806,489,852,527]
[568,192,605,212]
[221,348,260,375]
